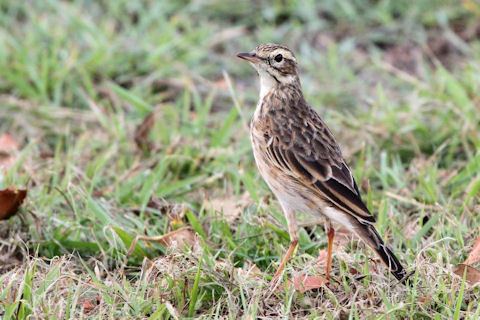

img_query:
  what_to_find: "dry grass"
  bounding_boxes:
[1,0,480,318]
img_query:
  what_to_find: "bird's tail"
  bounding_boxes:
[354,220,409,284]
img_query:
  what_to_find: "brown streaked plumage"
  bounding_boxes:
[237,43,408,284]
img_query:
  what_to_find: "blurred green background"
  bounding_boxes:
[1,0,480,318]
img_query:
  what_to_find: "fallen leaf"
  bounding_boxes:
[0,188,27,220]
[82,295,101,314]
[452,236,480,285]
[134,112,156,151]
[292,273,327,293]
[349,267,359,275]
[464,237,480,266]
[0,133,19,171]
[204,193,250,223]
[82,300,95,314]
[453,264,480,284]
[157,228,197,249]
[418,295,432,305]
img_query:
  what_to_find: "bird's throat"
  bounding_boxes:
[258,69,279,100]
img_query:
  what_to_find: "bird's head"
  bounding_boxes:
[237,43,299,96]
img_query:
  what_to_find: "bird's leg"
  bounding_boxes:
[325,223,335,282]
[271,209,298,283]
[272,238,298,281]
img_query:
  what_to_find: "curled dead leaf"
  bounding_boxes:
[127,227,197,257]
[453,264,480,284]
[453,236,480,285]
[0,188,27,220]
[464,237,480,266]
[418,295,432,305]
[292,273,327,293]
[158,228,197,249]
[82,295,101,314]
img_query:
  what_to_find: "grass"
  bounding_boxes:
[1,0,480,318]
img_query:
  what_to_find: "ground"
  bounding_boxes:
[0,0,480,319]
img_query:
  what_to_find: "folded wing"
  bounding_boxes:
[265,140,375,223]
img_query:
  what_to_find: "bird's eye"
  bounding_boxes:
[274,54,283,62]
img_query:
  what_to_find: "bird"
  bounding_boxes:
[237,43,408,284]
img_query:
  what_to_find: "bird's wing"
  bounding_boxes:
[264,103,375,223]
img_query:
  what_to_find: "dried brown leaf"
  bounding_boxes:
[82,295,101,315]
[158,228,197,249]
[453,264,480,284]
[418,295,432,305]
[292,273,327,293]
[464,237,480,266]
[0,188,27,220]
[128,228,198,257]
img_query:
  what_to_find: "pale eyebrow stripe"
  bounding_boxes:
[273,52,296,63]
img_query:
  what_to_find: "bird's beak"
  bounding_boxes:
[236,52,260,63]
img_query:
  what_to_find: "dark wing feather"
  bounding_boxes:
[271,145,375,223]
[314,169,375,223]
[264,101,375,223]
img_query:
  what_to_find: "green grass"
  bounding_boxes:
[1,0,480,318]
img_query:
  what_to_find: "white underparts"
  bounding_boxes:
[256,67,277,100]
[321,206,355,232]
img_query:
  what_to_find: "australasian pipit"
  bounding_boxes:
[237,44,408,284]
